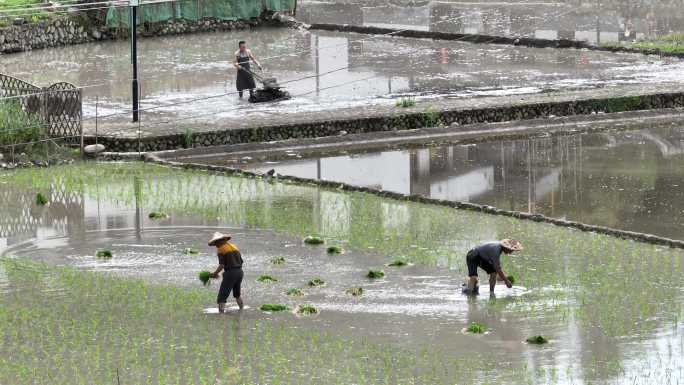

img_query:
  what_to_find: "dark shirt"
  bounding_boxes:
[217,243,243,268]
[474,242,502,269]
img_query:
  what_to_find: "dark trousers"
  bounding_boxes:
[217,268,243,303]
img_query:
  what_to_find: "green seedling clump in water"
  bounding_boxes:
[35,192,48,206]
[526,335,549,344]
[345,287,363,296]
[257,275,278,283]
[507,275,516,285]
[270,256,286,265]
[198,271,211,286]
[95,250,112,259]
[286,288,304,296]
[260,304,288,312]
[307,278,325,287]
[466,322,486,334]
[297,305,318,315]
[304,235,324,245]
[366,270,385,279]
[327,245,343,254]
[148,211,168,220]
[184,248,199,255]
[388,258,408,267]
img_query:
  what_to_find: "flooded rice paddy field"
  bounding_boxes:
[2,25,683,135]
[203,121,684,241]
[300,0,684,43]
[2,162,684,384]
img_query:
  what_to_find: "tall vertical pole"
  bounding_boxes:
[130,1,139,122]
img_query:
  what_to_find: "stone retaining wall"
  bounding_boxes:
[0,14,267,54]
[310,23,684,59]
[92,91,684,152]
[144,155,684,250]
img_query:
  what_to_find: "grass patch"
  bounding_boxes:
[395,97,416,108]
[526,335,549,344]
[183,248,199,255]
[257,275,277,283]
[297,305,318,315]
[270,256,286,265]
[326,245,343,254]
[602,35,684,55]
[304,235,324,245]
[307,278,325,287]
[95,250,112,259]
[148,211,168,220]
[345,287,363,296]
[198,270,211,286]
[366,270,385,279]
[35,192,48,206]
[388,258,408,267]
[466,322,486,334]
[260,304,288,312]
[181,127,193,149]
[286,288,304,296]
[422,106,442,127]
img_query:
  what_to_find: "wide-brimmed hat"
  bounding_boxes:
[500,239,523,252]
[208,232,231,246]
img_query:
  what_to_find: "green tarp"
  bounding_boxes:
[106,0,295,28]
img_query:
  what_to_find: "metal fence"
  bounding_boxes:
[0,73,82,144]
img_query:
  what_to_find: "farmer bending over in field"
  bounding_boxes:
[462,239,522,295]
[208,232,244,313]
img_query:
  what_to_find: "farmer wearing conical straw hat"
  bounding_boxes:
[462,239,522,295]
[208,232,244,313]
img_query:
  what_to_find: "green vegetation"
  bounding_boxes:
[345,287,363,296]
[422,106,442,127]
[95,249,112,259]
[395,97,416,108]
[270,256,286,264]
[602,34,684,55]
[198,270,211,286]
[183,248,199,255]
[181,127,193,149]
[366,270,385,279]
[260,304,288,312]
[526,335,549,344]
[35,192,48,206]
[307,278,325,287]
[297,305,318,315]
[507,275,515,285]
[257,275,277,283]
[466,322,486,334]
[304,235,324,245]
[388,258,408,267]
[148,211,168,220]
[286,288,304,296]
[0,100,44,147]
[326,245,343,254]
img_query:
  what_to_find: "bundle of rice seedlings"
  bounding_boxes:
[326,246,342,254]
[198,271,211,286]
[388,258,407,267]
[183,248,199,255]
[526,335,548,344]
[270,256,286,265]
[303,236,324,245]
[307,278,325,287]
[466,322,486,334]
[95,250,112,259]
[507,275,516,285]
[297,305,318,315]
[148,212,168,220]
[257,275,277,283]
[35,193,48,206]
[260,304,288,312]
[366,270,384,279]
[286,288,304,296]
[345,287,363,297]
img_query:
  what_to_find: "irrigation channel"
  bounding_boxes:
[1,161,684,384]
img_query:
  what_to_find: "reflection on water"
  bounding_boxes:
[229,124,684,240]
[300,0,684,43]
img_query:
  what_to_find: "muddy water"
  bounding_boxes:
[192,123,684,240]
[2,163,684,384]
[300,0,684,43]
[2,26,683,134]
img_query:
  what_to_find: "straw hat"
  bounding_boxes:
[500,239,523,252]
[208,232,231,246]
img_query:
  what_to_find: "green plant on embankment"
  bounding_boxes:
[422,106,442,127]
[181,127,193,149]
[589,96,642,113]
[602,34,684,54]
[0,100,44,146]
[395,97,416,108]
